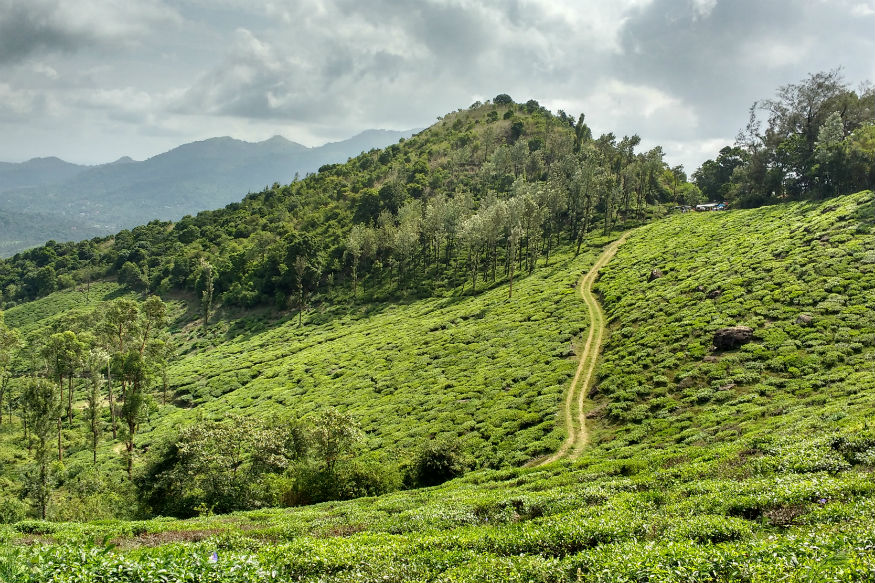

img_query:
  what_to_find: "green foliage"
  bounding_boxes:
[406,437,467,488]
[696,70,875,206]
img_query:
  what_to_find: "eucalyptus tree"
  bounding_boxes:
[197,258,216,330]
[345,224,367,299]
[101,298,140,438]
[118,350,147,478]
[460,214,486,293]
[84,348,109,463]
[139,295,167,356]
[21,377,59,519]
[294,255,309,326]
[42,330,87,461]
[395,200,422,287]
[0,312,20,425]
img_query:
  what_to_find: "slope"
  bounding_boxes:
[141,242,612,469]
[539,232,628,464]
[0,130,413,256]
[3,192,873,582]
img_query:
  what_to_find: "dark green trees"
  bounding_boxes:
[695,70,875,206]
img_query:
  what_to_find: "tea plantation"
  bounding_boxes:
[145,239,612,469]
[1,191,872,581]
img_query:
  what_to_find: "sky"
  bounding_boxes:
[0,0,872,173]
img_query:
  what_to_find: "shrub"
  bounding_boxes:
[407,438,468,488]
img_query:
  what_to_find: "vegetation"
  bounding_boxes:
[0,191,871,580]
[0,85,873,580]
[694,70,874,207]
[1,98,680,310]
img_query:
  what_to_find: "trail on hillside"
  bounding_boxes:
[539,233,629,465]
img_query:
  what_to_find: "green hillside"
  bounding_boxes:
[1,192,873,581]
[150,242,608,469]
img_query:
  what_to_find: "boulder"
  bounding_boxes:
[648,269,664,282]
[713,326,754,350]
[795,314,813,326]
[707,289,722,299]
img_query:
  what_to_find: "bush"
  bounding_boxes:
[407,438,467,488]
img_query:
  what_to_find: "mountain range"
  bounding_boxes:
[0,129,415,257]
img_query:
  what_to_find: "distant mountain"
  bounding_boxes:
[0,129,415,256]
[0,157,87,190]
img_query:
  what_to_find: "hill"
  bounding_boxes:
[0,130,414,256]
[0,191,872,581]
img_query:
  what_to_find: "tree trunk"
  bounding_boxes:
[108,363,117,439]
[57,416,63,461]
[67,375,74,425]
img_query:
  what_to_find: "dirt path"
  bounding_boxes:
[539,233,628,465]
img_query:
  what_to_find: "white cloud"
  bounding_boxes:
[690,0,717,18]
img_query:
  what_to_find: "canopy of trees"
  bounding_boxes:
[694,70,875,207]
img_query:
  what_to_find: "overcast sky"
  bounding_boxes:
[1,0,872,173]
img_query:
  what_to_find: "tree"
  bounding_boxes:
[0,312,21,425]
[730,69,874,202]
[42,330,86,460]
[118,350,146,479]
[294,255,308,326]
[692,146,749,201]
[139,295,167,356]
[21,377,59,519]
[407,437,466,487]
[309,408,361,474]
[84,348,109,464]
[493,93,513,105]
[346,224,366,299]
[101,298,140,439]
[197,259,216,330]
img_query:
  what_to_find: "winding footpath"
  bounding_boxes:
[538,233,629,465]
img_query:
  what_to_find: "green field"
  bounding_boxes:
[1,192,873,581]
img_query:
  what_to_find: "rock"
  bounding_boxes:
[677,376,696,389]
[707,289,722,299]
[702,355,719,363]
[719,383,736,391]
[795,314,813,326]
[713,326,754,350]
[648,269,664,282]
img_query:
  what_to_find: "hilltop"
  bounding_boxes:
[0,129,414,256]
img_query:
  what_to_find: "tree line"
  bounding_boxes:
[694,70,875,207]
[0,298,169,520]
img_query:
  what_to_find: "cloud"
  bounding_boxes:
[0,0,871,170]
[175,0,655,133]
[0,0,180,65]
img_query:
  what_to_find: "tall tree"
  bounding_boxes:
[21,377,59,519]
[294,255,308,326]
[197,259,216,330]
[84,348,109,464]
[118,350,147,479]
[0,312,21,425]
